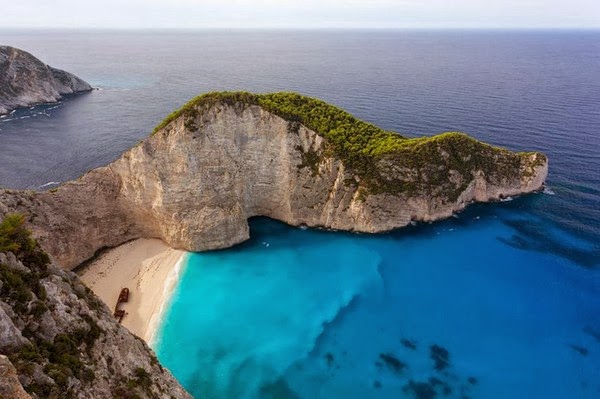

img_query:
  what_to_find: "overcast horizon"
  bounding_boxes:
[1,27,600,32]
[3,0,600,30]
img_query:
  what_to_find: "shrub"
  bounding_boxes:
[0,213,50,270]
[0,213,34,253]
[0,263,32,307]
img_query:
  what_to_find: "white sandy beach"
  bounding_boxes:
[79,238,185,344]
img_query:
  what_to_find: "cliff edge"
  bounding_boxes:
[0,92,548,269]
[0,215,191,398]
[0,46,92,115]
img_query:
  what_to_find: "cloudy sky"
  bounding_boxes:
[3,0,599,29]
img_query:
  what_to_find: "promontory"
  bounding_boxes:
[0,92,548,270]
[0,45,92,115]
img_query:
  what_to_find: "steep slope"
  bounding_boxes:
[0,46,92,115]
[0,92,548,269]
[0,214,191,399]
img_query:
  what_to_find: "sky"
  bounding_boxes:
[2,0,599,29]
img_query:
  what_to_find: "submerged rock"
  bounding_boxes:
[430,344,451,371]
[429,376,453,395]
[0,45,92,115]
[401,338,418,350]
[379,352,407,374]
[324,352,335,367]
[569,344,589,356]
[258,377,302,399]
[403,379,437,399]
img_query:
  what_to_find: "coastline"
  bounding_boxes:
[147,252,186,347]
[78,238,185,343]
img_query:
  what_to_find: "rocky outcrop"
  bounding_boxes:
[0,93,548,270]
[0,355,32,399]
[0,46,92,115]
[0,228,191,399]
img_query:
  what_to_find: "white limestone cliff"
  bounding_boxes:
[0,100,547,270]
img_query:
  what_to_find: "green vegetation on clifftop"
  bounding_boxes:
[153,92,405,159]
[153,91,546,198]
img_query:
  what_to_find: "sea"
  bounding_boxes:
[0,30,598,399]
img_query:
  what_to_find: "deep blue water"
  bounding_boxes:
[0,30,599,398]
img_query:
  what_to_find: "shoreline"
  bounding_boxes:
[78,238,185,343]
[147,252,186,347]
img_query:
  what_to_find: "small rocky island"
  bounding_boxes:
[0,92,548,269]
[0,46,92,115]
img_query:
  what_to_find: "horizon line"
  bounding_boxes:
[1,26,599,32]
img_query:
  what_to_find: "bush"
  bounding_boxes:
[0,263,32,307]
[12,344,43,363]
[0,213,50,270]
[134,367,152,388]
[0,213,34,253]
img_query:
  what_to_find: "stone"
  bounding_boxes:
[0,252,30,273]
[0,355,32,399]
[0,302,29,351]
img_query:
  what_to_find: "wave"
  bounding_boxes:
[38,181,61,189]
[148,252,187,347]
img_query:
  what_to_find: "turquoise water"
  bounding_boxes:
[154,201,600,399]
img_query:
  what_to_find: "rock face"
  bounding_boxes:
[0,93,548,270]
[0,242,192,398]
[0,45,92,115]
[0,355,32,399]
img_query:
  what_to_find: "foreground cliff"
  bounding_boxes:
[0,92,548,269]
[0,46,92,115]
[0,215,191,398]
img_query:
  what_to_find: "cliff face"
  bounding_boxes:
[0,93,548,269]
[0,217,191,399]
[0,168,141,273]
[0,354,32,399]
[0,46,92,115]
